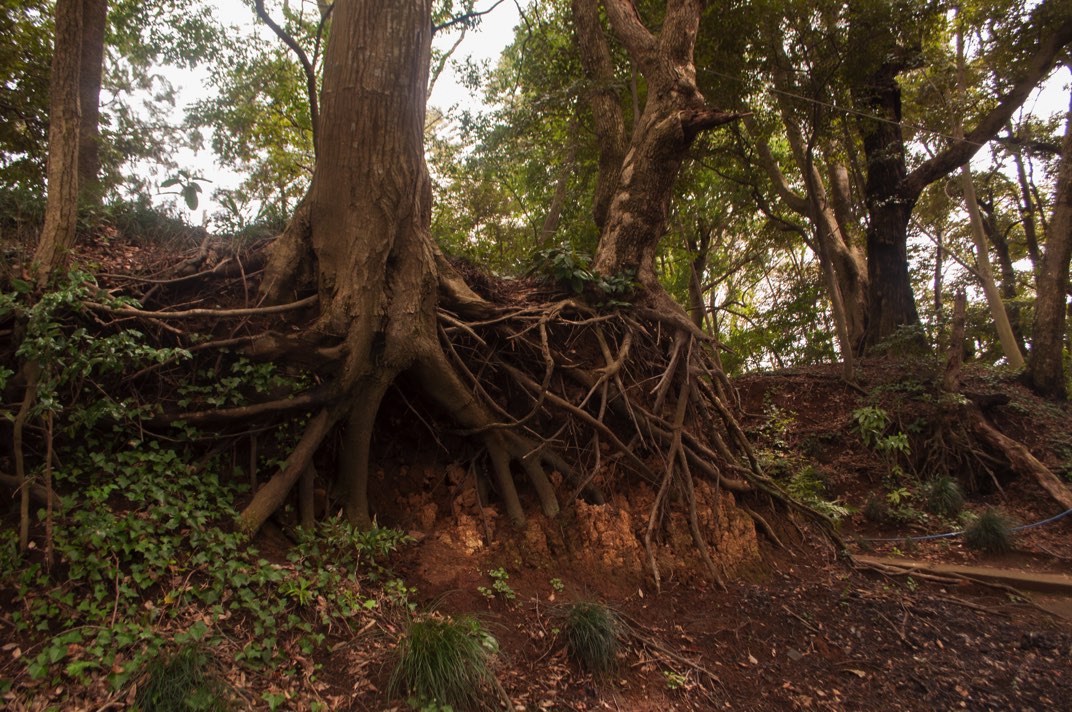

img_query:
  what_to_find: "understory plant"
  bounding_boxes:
[923,475,965,517]
[963,508,1016,553]
[563,601,620,677]
[134,645,231,712]
[0,273,413,703]
[390,615,498,711]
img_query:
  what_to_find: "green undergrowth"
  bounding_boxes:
[0,273,415,705]
[754,402,850,522]
[0,439,415,702]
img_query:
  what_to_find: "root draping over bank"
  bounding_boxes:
[209,263,808,588]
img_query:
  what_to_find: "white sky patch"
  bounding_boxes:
[151,1,520,223]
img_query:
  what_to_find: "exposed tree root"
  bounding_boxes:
[33,248,836,586]
[969,410,1072,511]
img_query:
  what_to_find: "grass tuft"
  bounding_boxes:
[862,495,890,523]
[923,475,964,517]
[389,615,496,711]
[963,508,1015,554]
[134,645,229,712]
[564,601,620,677]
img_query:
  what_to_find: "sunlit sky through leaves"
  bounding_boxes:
[154,0,521,222]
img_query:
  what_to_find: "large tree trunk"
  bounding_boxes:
[853,62,922,349]
[1027,86,1072,399]
[590,0,736,292]
[77,0,106,205]
[245,0,564,533]
[244,0,441,531]
[33,0,84,287]
[850,5,1072,350]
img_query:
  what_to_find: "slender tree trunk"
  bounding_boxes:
[33,0,83,287]
[686,225,711,329]
[960,165,1025,367]
[539,118,580,247]
[1027,86,1072,399]
[954,27,1024,368]
[1008,128,1042,271]
[77,0,106,205]
[933,226,944,318]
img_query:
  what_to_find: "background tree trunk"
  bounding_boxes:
[1027,86,1072,399]
[77,0,106,205]
[571,0,627,232]
[33,0,83,287]
[591,0,736,292]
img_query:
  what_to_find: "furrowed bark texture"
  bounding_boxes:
[591,0,736,289]
[1027,86,1072,399]
[241,0,441,533]
[34,0,83,286]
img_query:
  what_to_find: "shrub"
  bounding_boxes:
[390,615,496,711]
[963,509,1015,554]
[923,476,964,517]
[135,646,230,712]
[564,601,620,677]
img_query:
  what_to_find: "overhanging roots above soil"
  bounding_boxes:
[84,238,838,589]
[234,277,831,590]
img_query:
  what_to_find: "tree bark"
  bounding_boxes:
[954,24,1024,368]
[590,0,737,291]
[571,0,627,232]
[851,7,1072,349]
[77,0,106,204]
[33,0,83,287]
[1027,84,1072,399]
[242,0,442,532]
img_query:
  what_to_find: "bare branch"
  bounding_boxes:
[86,294,317,320]
[254,0,321,156]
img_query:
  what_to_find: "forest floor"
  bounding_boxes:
[302,360,1072,711]
[2,231,1072,710]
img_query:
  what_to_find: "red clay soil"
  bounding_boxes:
[309,516,1071,711]
[303,360,1072,711]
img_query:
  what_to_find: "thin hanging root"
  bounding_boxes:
[503,364,659,485]
[485,432,525,526]
[678,446,726,591]
[743,507,784,549]
[237,407,340,535]
[645,372,691,592]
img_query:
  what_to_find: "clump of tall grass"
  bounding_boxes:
[390,615,496,710]
[135,645,230,711]
[923,475,964,517]
[564,601,620,677]
[963,508,1015,554]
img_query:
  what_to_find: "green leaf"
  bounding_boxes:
[182,185,200,210]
